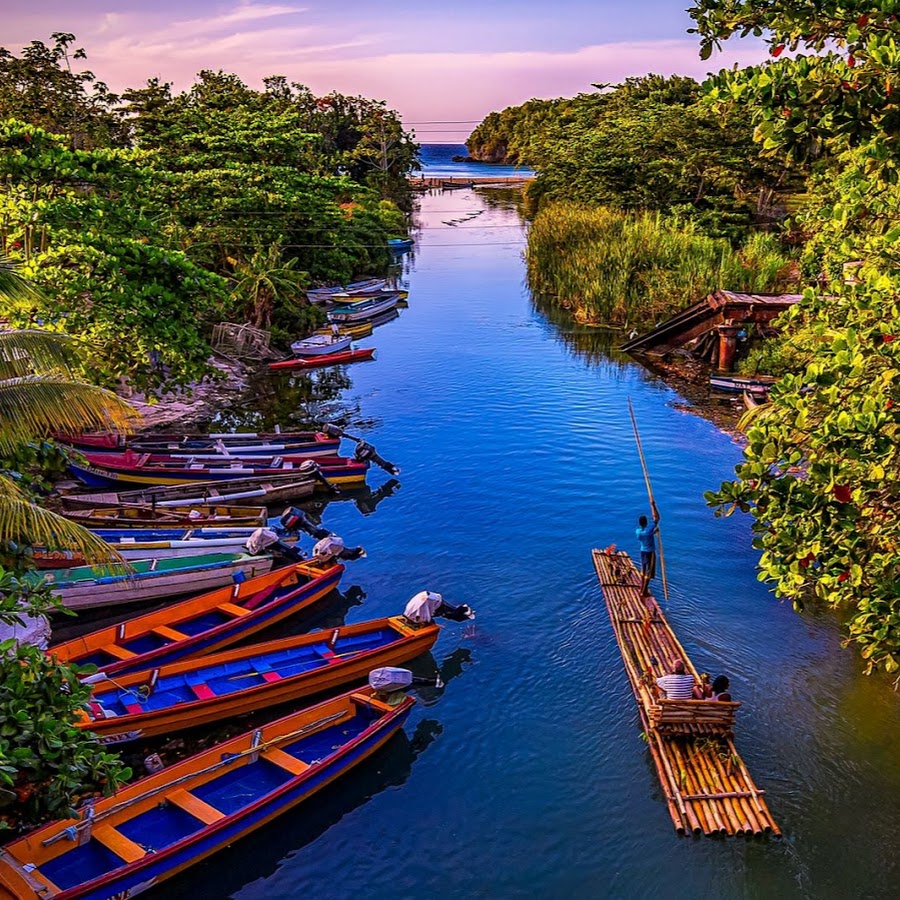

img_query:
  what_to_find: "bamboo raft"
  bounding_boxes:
[592,548,779,837]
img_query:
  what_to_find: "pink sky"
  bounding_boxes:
[6,1,769,141]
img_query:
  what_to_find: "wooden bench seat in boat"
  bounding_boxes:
[217,602,250,617]
[151,625,189,642]
[91,826,146,863]
[166,789,225,825]
[263,747,310,776]
[648,699,740,736]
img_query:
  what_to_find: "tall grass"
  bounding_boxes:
[525,204,794,328]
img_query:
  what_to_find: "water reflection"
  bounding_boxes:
[303,478,402,521]
[530,293,629,366]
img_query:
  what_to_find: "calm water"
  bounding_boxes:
[419,143,535,179]
[155,189,900,900]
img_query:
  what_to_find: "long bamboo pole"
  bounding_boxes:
[627,398,669,603]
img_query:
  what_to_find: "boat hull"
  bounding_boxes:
[61,505,267,528]
[83,617,438,741]
[327,293,399,322]
[0,689,412,900]
[49,561,344,675]
[269,348,376,371]
[43,554,274,611]
[290,335,351,356]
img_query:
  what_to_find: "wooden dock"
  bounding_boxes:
[592,548,779,837]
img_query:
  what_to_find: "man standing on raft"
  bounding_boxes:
[636,503,661,597]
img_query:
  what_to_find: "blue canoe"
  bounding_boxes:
[0,687,414,900]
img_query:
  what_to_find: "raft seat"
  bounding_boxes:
[166,788,226,826]
[151,625,190,642]
[649,699,740,737]
[91,826,146,864]
[263,747,311,776]
[100,644,137,661]
[217,602,250,618]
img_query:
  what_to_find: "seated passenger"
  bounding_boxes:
[655,659,695,699]
[692,672,712,700]
[707,674,732,701]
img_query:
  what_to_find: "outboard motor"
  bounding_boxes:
[280,507,330,540]
[312,534,366,562]
[368,667,443,702]
[246,527,305,563]
[403,590,475,625]
[298,458,340,495]
[353,440,400,476]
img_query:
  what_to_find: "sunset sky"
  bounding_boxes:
[6,1,767,141]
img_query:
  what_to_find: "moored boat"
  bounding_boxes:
[61,505,267,528]
[314,320,373,340]
[327,292,400,323]
[290,333,352,356]
[55,430,340,455]
[709,374,776,396]
[49,560,343,675]
[68,453,368,489]
[307,277,385,304]
[79,616,438,741]
[269,348,376,371]
[388,237,414,251]
[61,473,318,509]
[39,553,274,611]
[0,686,413,900]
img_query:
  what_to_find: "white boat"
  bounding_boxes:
[290,334,352,357]
[307,279,385,304]
[40,553,274,610]
[327,292,400,323]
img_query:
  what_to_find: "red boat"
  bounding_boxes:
[269,347,376,371]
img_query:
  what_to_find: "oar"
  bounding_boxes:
[627,397,669,604]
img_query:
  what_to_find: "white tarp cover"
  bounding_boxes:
[404,591,444,624]
[313,535,345,560]
[369,667,413,692]
[246,527,280,555]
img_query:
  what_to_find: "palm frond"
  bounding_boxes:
[0,330,90,380]
[0,376,139,455]
[0,475,123,564]
[0,256,45,307]
[737,402,775,432]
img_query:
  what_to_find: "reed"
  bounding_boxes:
[525,203,792,328]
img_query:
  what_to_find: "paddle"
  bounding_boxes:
[627,397,669,604]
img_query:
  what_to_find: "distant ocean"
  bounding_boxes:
[417,143,535,179]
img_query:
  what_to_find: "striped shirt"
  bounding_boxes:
[656,674,696,699]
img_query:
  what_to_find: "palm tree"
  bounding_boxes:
[0,256,138,566]
[228,241,305,330]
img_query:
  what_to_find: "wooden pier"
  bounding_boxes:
[592,549,780,837]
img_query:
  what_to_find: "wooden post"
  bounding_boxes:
[716,324,741,372]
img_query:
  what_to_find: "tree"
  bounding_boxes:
[692,2,900,673]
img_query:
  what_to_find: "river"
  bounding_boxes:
[155,187,900,900]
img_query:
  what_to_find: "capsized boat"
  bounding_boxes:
[61,505,267,528]
[68,452,368,489]
[80,616,439,742]
[61,473,319,509]
[0,685,413,900]
[39,553,274,611]
[55,430,341,455]
[327,292,400,323]
[307,277,386,304]
[269,348,376,372]
[290,334,351,356]
[49,560,343,675]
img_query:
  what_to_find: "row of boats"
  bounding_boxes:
[0,405,476,898]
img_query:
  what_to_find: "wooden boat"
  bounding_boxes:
[290,334,351,356]
[61,505,267,528]
[326,288,409,304]
[0,686,413,900]
[441,179,474,189]
[709,374,776,396]
[61,474,318,510]
[269,348,376,371]
[80,616,438,742]
[69,453,368,489]
[55,430,340,455]
[39,553,274,611]
[328,292,399,323]
[50,560,343,675]
[307,278,385,304]
[314,320,373,339]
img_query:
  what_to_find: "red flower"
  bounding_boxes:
[833,484,852,503]
[858,14,869,26]
[799,552,816,569]
[838,571,850,583]
[883,334,895,343]
[772,44,785,57]
[848,55,856,67]
[887,399,894,409]
[23,133,31,142]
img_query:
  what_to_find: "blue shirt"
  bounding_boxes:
[636,522,657,553]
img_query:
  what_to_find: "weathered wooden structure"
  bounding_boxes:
[621,291,802,371]
[592,548,779,836]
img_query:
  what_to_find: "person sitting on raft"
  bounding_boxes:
[707,674,731,701]
[656,659,695,699]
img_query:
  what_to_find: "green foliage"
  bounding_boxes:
[0,633,131,830]
[469,75,800,238]
[525,203,793,327]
